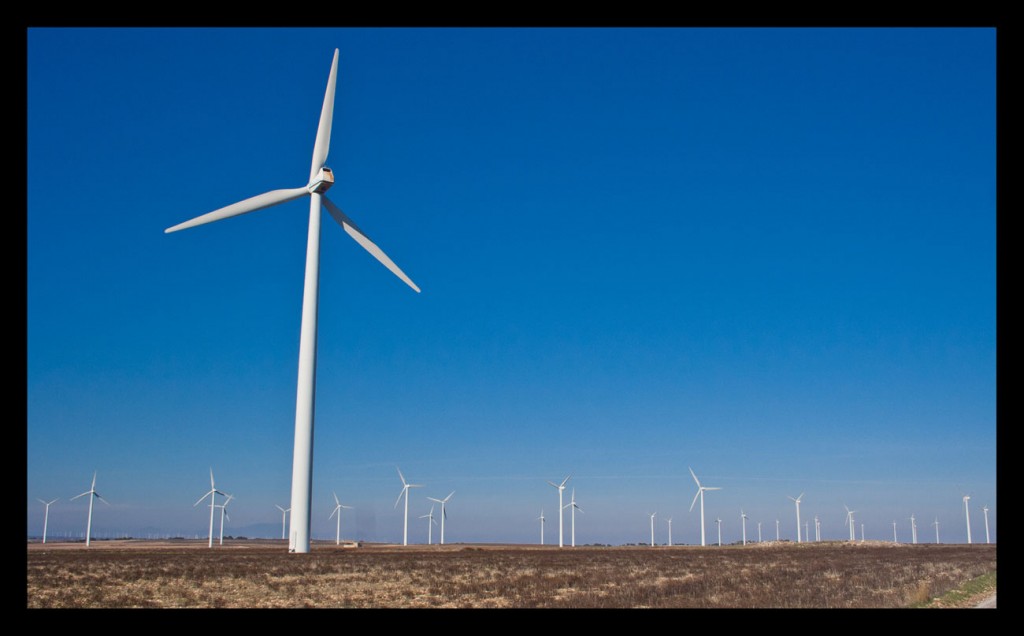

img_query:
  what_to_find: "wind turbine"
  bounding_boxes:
[859,523,864,542]
[562,488,583,548]
[933,517,940,544]
[788,493,804,543]
[963,495,972,544]
[844,505,857,542]
[419,505,438,545]
[740,510,748,546]
[37,498,58,544]
[165,50,420,554]
[193,468,227,548]
[538,510,545,545]
[649,512,657,547]
[982,506,990,544]
[394,467,423,546]
[70,471,109,547]
[775,519,780,542]
[910,514,917,544]
[814,515,821,542]
[275,505,291,541]
[688,467,722,547]
[329,492,353,546]
[757,521,762,543]
[715,518,722,547]
[217,494,234,546]
[546,475,572,548]
[666,517,673,547]
[426,491,455,545]
[893,520,898,544]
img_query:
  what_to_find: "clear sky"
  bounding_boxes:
[27,27,996,546]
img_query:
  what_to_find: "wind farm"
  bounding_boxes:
[27,29,995,608]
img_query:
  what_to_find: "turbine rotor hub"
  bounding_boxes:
[308,167,335,194]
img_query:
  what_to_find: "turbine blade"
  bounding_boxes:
[394,488,406,509]
[560,474,572,488]
[334,492,340,506]
[329,506,338,520]
[276,505,286,513]
[322,197,420,292]
[210,468,215,489]
[70,491,90,501]
[445,491,455,502]
[194,491,212,507]
[396,466,407,486]
[689,467,701,488]
[165,187,310,234]
[96,495,110,505]
[546,481,558,489]
[689,490,700,512]
[91,472,97,489]
[309,49,339,183]
[37,498,48,505]
[705,487,722,491]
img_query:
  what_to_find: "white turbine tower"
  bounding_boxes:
[37,498,58,544]
[70,471,109,547]
[193,469,227,549]
[562,488,583,548]
[910,514,917,544]
[757,521,762,543]
[649,512,657,547]
[982,506,990,544]
[394,467,424,546]
[963,495,972,544]
[538,510,546,545]
[893,520,898,544]
[859,523,864,542]
[788,493,804,543]
[426,491,455,545]
[275,505,291,541]
[716,518,722,547]
[217,494,234,546]
[844,506,857,542]
[165,50,420,554]
[329,492,353,546]
[933,517,940,544]
[666,517,673,547]
[740,510,748,546]
[546,475,572,548]
[419,505,438,545]
[814,515,821,542]
[688,467,722,547]
[775,519,780,542]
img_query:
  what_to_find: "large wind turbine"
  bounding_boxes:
[37,498,58,544]
[329,492,353,546]
[165,50,420,554]
[788,493,804,543]
[844,505,857,542]
[814,515,821,542]
[275,505,291,541]
[70,472,109,547]
[667,517,673,547]
[688,467,721,547]
[546,475,572,548]
[649,512,657,547]
[982,506,990,544]
[562,488,583,548]
[394,467,423,546]
[419,505,438,545]
[217,494,234,546]
[194,469,227,549]
[426,491,455,545]
[963,495,972,544]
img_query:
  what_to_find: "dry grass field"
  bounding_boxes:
[26,540,995,608]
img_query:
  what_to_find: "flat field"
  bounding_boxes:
[26,540,995,608]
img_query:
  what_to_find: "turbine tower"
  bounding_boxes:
[982,506,990,544]
[933,517,940,544]
[688,467,722,547]
[394,467,423,546]
[217,494,234,546]
[193,468,227,549]
[329,492,353,546]
[859,523,864,542]
[716,518,722,547]
[893,520,898,544]
[963,495,972,544]
[757,521,762,543]
[70,471,109,547]
[910,514,917,544]
[649,512,657,547]
[275,505,291,541]
[426,491,455,545]
[814,515,821,542]
[165,49,420,554]
[538,510,545,545]
[562,488,583,548]
[546,475,572,548]
[788,493,804,543]
[666,517,673,547]
[37,498,58,544]
[844,505,857,542]
[740,510,748,546]
[775,519,780,542]
[419,505,438,545]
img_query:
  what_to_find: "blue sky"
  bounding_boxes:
[27,27,995,546]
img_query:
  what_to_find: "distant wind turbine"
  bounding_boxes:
[666,517,673,547]
[716,518,722,547]
[546,475,572,548]
[757,521,762,543]
[419,505,438,545]
[788,493,804,543]
[37,498,58,544]
[910,514,917,544]
[933,517,940,544]
[538,510,546,545]
[963,495,972,544]
[426,491,455,545]
[217,494,234,546]
[844,505,857,542]
[165,49,420,555]
[70,471,109,547]
[275,505,291,541]
[329,492,353,546]
[649,512,657,546]
[859,523,864,542]
[562,488,583,548]
[893,520,898,544]
[982,506,990,544]
[775,519,780,542]
[741,510,748,546]
[814,515,821,542]
[193,469,227,549]
[688,467,721,547]
[394,467,424,546]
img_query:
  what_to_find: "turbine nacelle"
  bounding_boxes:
[307,167,335,194]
